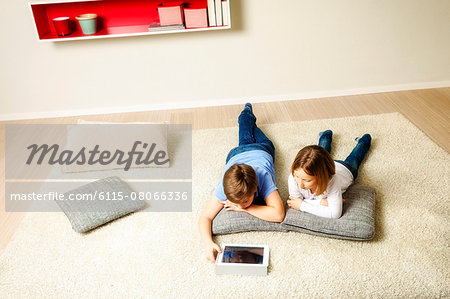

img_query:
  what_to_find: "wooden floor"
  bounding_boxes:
[1,87,449,255]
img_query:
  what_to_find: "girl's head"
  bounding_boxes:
[291,145,335,194]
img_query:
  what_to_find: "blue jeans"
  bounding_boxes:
[226,104,275,163]
[318,130,371,179]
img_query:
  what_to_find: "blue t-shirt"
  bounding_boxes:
[214,150,278,202]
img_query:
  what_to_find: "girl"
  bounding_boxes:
[287,130,371,219]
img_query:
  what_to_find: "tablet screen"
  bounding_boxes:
[222,246,264,264]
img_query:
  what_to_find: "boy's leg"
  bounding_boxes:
[343,134,372,179]
[227,103,274,163]
[233,103,275,160]
[253,126,275,158]
[318,130,333,154]
[238,103,256,145]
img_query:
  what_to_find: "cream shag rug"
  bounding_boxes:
[1,113,449,298]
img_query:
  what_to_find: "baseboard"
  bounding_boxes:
[1,80,449,121]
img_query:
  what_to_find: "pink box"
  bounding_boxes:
[158,3,184,26]
[184,8,207,29]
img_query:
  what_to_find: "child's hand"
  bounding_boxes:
[320,197,328,206]
[205,242,222,263]
[287,196,303,210]
[320,197,346,206]
[224,201,246,212]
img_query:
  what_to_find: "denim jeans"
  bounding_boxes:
[226,104,275,163]
[318,130,371,179]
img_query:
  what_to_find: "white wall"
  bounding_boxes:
[1,0,449,120]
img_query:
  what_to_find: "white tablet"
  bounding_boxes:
[215,243,269,276]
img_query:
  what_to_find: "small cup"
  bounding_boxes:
[75,14,98,35]
[52,17,71,36]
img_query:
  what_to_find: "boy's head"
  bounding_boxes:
[223,163,258,208]
[291,145,335,195]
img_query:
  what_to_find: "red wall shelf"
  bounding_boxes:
[29,0,231,42]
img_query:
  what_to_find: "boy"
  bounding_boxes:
[198,103,285,262]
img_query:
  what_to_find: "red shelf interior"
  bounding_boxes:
[31,0,213,40]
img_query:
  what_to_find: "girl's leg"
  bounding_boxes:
[318,130,333,154]
[343,134,372,179]
[238,103,256,145]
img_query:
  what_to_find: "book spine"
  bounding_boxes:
[215,0,222,26]
[207,0,216,26]
[222,0,229,26]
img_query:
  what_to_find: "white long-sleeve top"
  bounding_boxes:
[288,162,354,219]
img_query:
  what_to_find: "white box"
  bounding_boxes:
[215,243,269,276]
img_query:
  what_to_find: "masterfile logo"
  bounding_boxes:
[5,124,192,212]
[26,141,169,171]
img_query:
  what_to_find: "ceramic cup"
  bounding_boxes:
[75,14,98,35]
[52,17,71,36]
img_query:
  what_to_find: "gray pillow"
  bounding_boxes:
[212,208,288,235]
[281,185,376,240]
[57,176,145,233]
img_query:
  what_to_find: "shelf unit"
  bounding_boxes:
[29,0,231,42]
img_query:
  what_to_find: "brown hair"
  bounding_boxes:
[291,145,335,195]
[223,164,258,204]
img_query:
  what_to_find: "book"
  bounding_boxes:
[148,22,185,32]
[215,0,222,26]
[221,0,229,26]
[184,8,208,29]
[157,3,185,26]
[207,0,216,26]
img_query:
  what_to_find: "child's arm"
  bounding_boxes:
[226,190,285,222]
[198,195,225,262]
[287,174,305,211]
[288,175,343,219]
[298,191,343,219]
[288,174,304,199]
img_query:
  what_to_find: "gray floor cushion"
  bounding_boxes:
[281,185,376,240]
[57,176,145,233]
[212,185,376,240]
[212,208,288,234]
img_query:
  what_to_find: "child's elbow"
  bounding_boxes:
[330,211,342,219]
[273,208,286,223]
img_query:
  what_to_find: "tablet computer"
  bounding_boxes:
[215,243,269,276]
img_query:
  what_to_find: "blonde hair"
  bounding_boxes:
[223,164,258,204]
[291,145,335,195]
